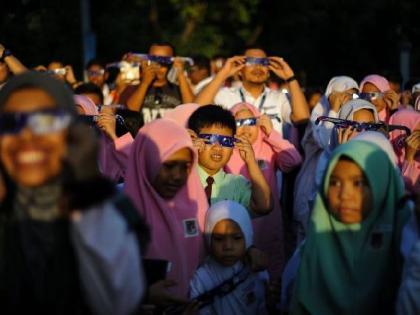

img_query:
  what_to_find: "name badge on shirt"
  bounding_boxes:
[183,218,199,238]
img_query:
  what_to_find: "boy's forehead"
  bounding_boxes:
[199,124,233,136]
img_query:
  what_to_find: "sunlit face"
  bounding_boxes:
[0,88,68,187]
[197,125,234,175]
[0,62,10,84]
[211,219,246,266]
[241,49,269,84]
[235,109,259,144]
[327,158,373,224]
[87,64,107,88]
[362,82,386,113]
[152,147,193,199]
[352,108,375,123]
[148,45,174,85]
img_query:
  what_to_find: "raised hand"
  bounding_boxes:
[235,134,256,164]
[268,57,294,81]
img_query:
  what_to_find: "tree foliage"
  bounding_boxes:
[1,0,420,86]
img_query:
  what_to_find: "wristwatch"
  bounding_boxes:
[0,49,12,62]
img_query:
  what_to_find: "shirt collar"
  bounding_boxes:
[197,166,225,185]
[239,85,270,100]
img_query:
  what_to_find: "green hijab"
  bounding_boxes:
[291,141,410,315]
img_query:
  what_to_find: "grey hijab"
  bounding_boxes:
[0,70,76,114]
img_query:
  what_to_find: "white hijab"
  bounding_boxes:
[205,200,253,249]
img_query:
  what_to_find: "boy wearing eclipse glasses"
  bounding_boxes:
[187,105,273,217]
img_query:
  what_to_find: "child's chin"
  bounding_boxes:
[216,257,240,267]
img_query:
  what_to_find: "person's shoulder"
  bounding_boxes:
[216,86,239,96]
[223,173,251,191]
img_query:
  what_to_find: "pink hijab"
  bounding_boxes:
[73,94,99,115]
[359,74,391,122]
[226,102,302,278]
[124,119,208,297]
[389,109,420,163]
[389,109,420,193]
[162,103,200,128]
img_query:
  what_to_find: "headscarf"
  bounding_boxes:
[360,74,391,93]
[338,98,379,121]
[74,94,99,115]
[311,76,359,120]
[0,71,76,114]
[163,103,200,128]
[228,102,301,279]
[0,72,86,313]
[124,118,208,297]
[205,200,253,249]
[229,102,264,151]
[291,141,410,315]
[360,74,391,122]
[327,99,379,150]
[351,131,398,166]
[389,109,420,165]
[415,95,420,111]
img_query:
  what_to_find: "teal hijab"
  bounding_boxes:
[291,141,410,315]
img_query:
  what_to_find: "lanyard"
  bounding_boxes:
[239,88,267,111]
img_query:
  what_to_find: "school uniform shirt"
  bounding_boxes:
[214,86,291,137]
[194,76,214,95]
[119,83,182,123]
[197,166,252,215]
[190,258,268,315]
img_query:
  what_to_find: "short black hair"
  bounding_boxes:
[74,83,104,104]
[188,104,236,135]
[242,44,267,55]
[86,58,105,70]
[192,55,211,73]
[116,109,144,138]
[149,41,176,55]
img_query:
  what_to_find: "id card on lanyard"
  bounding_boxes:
[239,88,267,111]
[239,89,281,123]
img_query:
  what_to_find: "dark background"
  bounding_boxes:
[2,0,420,88]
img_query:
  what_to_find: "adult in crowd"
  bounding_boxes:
[195,46,309,138]
[123,42,194,122]
[0,72,145,314]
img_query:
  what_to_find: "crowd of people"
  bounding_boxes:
[0,40,419,314]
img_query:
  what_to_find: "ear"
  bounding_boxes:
[187,128,198,139]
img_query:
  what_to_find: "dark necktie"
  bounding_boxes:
[205,176,214,204]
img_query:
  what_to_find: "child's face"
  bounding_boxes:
[198,124,234,175]
[152,147,193,199]
[327,158,373,224]
[211,219,246,266]
[235,109,259,144]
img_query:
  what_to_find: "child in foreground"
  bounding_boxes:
[189,200,269,315]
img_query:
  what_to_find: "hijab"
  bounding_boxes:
[74,94,99,116]
[311,76,359,120]
[124,118,208,297]
[359,74,391,122]
[205,200,253,249]
[291,141,410,315]
[389,109,420,165]
[163,103,200,128]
